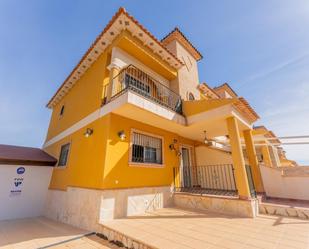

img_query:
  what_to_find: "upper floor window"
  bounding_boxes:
[59,105,65,117]
[58,143,70,167]
[131,131,163,165]
[188,92,195,100]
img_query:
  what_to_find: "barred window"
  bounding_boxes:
[131,132,162,164]
[58,143,70,167]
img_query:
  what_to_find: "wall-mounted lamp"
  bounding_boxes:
[118,130,126,141]
[169,139,181,156]
[204,130,210,145]
[84,128,94,138]
[169,139,178,151]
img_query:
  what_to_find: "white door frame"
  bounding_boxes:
[179,144,194,187]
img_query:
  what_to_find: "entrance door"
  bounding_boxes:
[181,147,192,188]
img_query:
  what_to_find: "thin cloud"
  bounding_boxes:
[238,53,309,89]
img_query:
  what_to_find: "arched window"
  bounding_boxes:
[188,92,195,100]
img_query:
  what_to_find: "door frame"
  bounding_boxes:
[179,144,194,188]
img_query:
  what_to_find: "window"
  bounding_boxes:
[59,105,65,117]
[188,92,195,100]
[58,143,70,167]
[131,131,162,165]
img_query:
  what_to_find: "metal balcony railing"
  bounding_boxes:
[173,164,257,198]
[103,65,182,114]
[173,164,238,197]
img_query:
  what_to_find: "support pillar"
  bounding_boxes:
[243,129,264,193]
[106,67,120,102]
[261,145,273,167]
[226,117,251,199]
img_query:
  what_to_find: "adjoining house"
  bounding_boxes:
[0,144,56,220]
[252,125,297,167]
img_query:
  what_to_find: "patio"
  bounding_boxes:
[0,217,116,249]
[102,207,309,249]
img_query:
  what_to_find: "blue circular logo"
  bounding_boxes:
[17,167,25,175]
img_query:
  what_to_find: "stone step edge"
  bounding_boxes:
[259,204,309,219]
[99,224,157,249]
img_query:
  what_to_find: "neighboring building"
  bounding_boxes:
[0,144,56,220]
[252,126,297,168]
[42,8,291,230]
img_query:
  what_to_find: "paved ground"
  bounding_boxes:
[0,217,116,249]
[103,207,309,249]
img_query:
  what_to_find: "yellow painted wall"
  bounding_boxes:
[182,98,236,116]
[101,114,196,189]
[45,30,178,143]
[45,115,110,190]
[46,52,110,141]
[46,113,196,190]
[195,146,232,165]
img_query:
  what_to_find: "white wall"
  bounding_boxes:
[111,47,170,87]
[0,165,53,220]
[260,165,309,201]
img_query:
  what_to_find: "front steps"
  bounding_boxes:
[259,196,309,219]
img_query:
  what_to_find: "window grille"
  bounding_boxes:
[131,132,162,164]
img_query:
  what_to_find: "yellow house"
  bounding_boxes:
[43,8,267,230]
[252,126,297,168]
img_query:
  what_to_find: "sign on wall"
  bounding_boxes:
[9,167,25,197]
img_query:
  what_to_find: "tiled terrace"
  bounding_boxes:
[102,207,309,249]
[0,217,116,249]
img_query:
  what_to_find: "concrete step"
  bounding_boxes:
[259,197,309,219]
[99,225,155,249]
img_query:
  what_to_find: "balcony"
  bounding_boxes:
[103,65,182,114]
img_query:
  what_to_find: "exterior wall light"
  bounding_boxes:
[84,128,94,137]
[169,139,178,151]
[204,130,210,144]
[118,130,126,141]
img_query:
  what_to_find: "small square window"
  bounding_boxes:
[58,143,70,167]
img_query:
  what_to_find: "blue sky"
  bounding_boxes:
[0,1,309,164]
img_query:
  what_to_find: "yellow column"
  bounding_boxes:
[226,117,251,199]
[261,145,273,167]
[107,67,120,102]
[243,129,264,193]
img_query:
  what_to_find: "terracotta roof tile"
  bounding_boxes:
[214,83,238,97]
[161,27,203,61]
[0,144,57,166]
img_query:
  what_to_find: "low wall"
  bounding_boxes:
[173,193,259,218]
[260,165,309,201]
[0,165,53,220]
[44,186,172,231]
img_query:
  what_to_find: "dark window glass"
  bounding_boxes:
[58,143,70,166]
[188,93,195,100]
[60,105,65,116]
[132,144,144,163]
[131,132,162,164]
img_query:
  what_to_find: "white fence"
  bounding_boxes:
[0,165,53,220]
[260,164,309,201]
